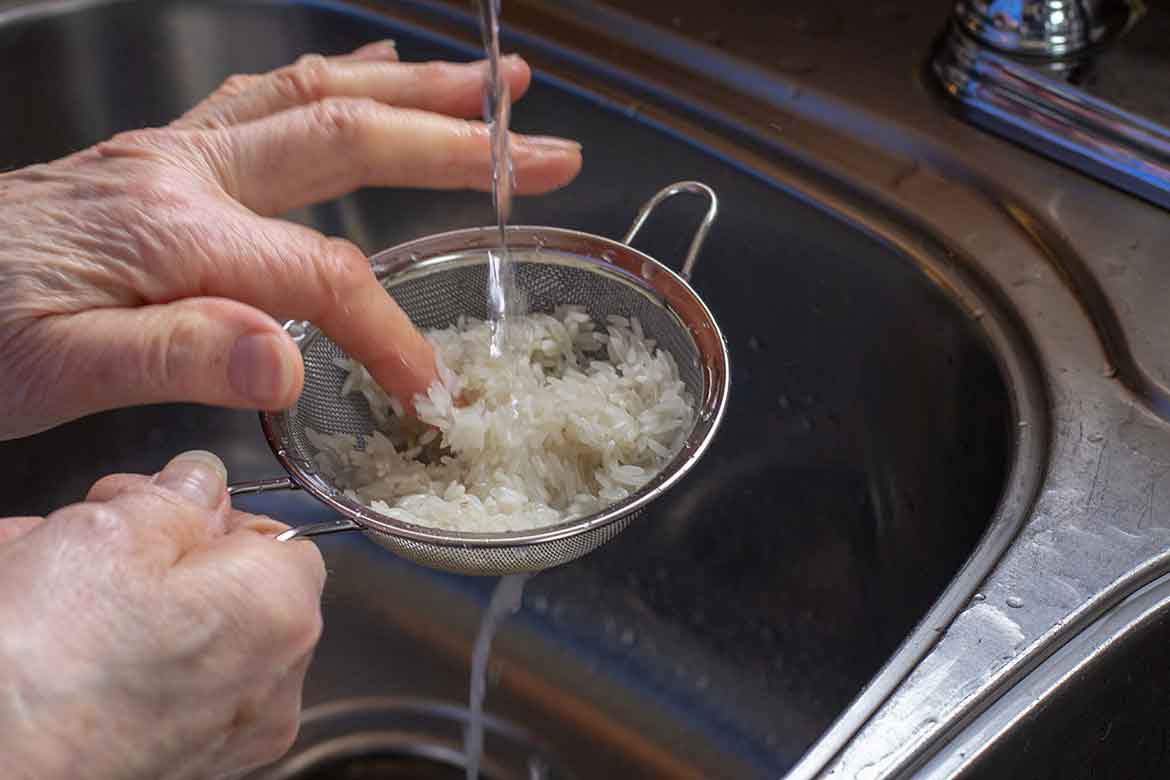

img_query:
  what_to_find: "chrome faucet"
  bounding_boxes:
[952,0,1138,58]
[934,1,1170,210]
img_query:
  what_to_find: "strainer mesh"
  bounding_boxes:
[278,252,706,575]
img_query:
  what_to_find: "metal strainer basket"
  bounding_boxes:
[229,182,729,576]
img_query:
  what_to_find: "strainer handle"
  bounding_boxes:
[228,477,299,496]
[227,478,362,542]
[621,181,718,280]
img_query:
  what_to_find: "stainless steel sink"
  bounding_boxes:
[3,0,1166,778]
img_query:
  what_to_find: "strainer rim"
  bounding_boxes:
[260,223,729,548]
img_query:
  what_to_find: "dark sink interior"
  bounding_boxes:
[0,1,1013,776]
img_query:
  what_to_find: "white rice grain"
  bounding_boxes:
[308,306,695,533]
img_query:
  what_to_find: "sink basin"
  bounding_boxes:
[0,0,1025,776]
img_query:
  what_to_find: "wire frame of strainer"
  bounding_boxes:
[229,181,729,575]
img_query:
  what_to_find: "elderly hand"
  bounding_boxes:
[0,42,582,439]
[0,451,325,780]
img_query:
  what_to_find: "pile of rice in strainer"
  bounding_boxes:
[306,305,696,533]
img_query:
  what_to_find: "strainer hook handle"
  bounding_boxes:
[228,477,299,497]
[228,478,362,542]
[621,181,718,280]
[275,519,361,542]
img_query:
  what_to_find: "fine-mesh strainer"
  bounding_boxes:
[228,181,729,576]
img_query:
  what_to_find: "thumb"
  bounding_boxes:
[40,298,303,416]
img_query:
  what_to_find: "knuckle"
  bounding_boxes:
[417,59,456,84]
[295,52,328,69]
[48,501,126,540]
[95,129,196,172]
[273,56,331,105]
[142,307,204,391]
[100,127,163,152]
[317,239,373,309]
[86,473,136,500]
[122,163,197,209]
[308,96,377,144]
[216,73,255,99]
[245,551,324,650]
[262,594,323,654]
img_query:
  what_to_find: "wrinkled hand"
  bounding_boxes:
[0,451,326,780]
[0,42,582,439]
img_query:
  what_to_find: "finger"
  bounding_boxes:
[217,652,313,773]
[175,519,327,631]
[173,41,400,129]
[209,99,582,216]
[34,297,303,414]
[224,509,288,536]
[0,516,44,544]
[180,54,531,130]
[169,213,436,409]
[56,451,233,563]
[334,39,399,63]
[191,512,327,595]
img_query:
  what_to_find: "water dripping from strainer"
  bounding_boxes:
[466,574,530,780]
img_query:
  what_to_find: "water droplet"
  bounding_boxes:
[973,307,986,320]
[620,628,637,646]
[529,594,548,614]
[1006,595,1025,608]
[973,592,986,602]
[1102,363,1118,378]
[603,616,617,636]
[601,250,617,263]
[1088,432,1105,443]
[800,416,815,433]
[695,675,710,691]
[1018,420,1029,428]
[778,394,791,409]
[748,336,761,352]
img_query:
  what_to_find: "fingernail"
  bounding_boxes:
[358,39,396,53]
[229,332,294,407]
[154,450,227,508]
[518,135,582,153]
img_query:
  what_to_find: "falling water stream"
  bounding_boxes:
[464,574,530,780]
[479,0,522,358]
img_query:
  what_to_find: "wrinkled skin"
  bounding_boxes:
[0,43,581,778]
[0,451,326,780]
[0,41,581,439]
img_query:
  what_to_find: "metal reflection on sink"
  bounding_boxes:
[0,0,1028,777]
